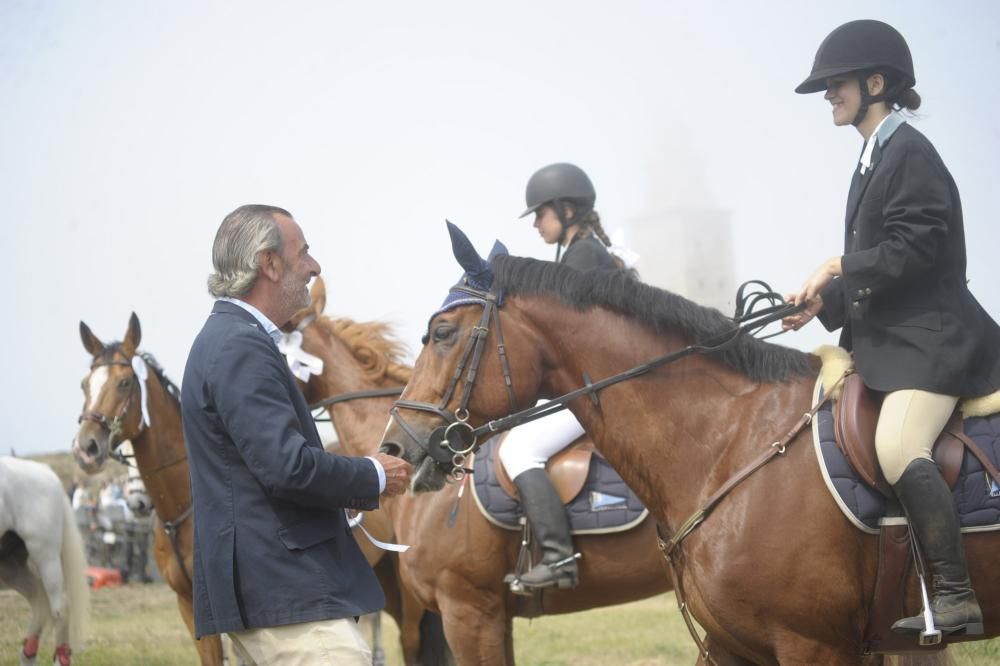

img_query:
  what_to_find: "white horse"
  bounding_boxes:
[0,457,90,666]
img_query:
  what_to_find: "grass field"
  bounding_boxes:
[3,583,1000,665]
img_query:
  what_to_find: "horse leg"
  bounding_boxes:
[438,596,509,666]
[370,613,385,666]
[174,591,225,665]
[3,563,48,666]
[397,583,426,665]
[29,547,73,665]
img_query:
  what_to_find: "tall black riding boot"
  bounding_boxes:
[512,468,579,590]
[891,458,984,636]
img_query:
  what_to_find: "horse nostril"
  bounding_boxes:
[85,440,100,458]
[379,442,403,458]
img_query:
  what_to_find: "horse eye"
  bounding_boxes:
[432,324,456,344]
[118,377,131,389]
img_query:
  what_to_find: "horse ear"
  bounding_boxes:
[486,239,508,262]
[123,312,142,356]
[446,221,489,277]
[79,321,105,357]
[310,277,326,315]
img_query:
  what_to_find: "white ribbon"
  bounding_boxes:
[346,510,410,553]
[608,228,640,269]
[131,355,150,428]
[278,330,325,382]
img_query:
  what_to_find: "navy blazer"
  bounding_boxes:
[818,122,1000,396]
[181,301,383,637]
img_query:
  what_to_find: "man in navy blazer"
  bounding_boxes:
[181,204,411,664]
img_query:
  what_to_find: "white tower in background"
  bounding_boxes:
[624,207,735,313]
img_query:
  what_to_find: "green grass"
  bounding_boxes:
[3,583,1000,665]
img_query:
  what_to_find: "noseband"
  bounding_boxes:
[390,280,805,481]
[391,286,518,479]
[78,358,141,448]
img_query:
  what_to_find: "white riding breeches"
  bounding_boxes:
[498,403,586,480]
[875,389,959,485]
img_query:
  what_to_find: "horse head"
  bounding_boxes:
[74,313,145,473]
[286,277,410,452]
[380,223,545,491]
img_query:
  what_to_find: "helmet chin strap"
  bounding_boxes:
[553,198,573,262]
[852,72,873,127]
[852,70,904,127]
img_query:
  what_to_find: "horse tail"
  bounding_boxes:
[885,648,955,666]
[60,492,91,650]
[417,610,455,665]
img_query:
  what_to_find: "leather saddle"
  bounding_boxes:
[834,372,975,496]
[494,432,594,504]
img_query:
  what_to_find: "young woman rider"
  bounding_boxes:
[499,162,627,591]
[784,20,1000,637]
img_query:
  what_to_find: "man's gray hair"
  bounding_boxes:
[207,205,290,298]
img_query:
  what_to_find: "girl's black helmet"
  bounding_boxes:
[519,163,596,218]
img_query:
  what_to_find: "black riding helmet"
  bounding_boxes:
[796,20,915,126]
[519,163,596,221]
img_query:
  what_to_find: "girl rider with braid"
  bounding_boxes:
[500,163,628,591]
[784,20,1000,638]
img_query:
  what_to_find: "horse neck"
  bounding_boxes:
[129,370,191,518]
[311,328,404,457]
[516,297,813,522]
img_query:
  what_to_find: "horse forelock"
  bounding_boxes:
[491,255,814,383]
[313,316,413,385]
[90,342,181,407]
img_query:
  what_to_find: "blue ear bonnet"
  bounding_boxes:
[425,222,508,337]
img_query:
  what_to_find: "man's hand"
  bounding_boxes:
[372,452,412,497]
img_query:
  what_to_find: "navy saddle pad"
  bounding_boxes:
[471,435,648,534]
[813,389,1000,533]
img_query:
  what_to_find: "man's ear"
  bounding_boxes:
[258,250,283,283]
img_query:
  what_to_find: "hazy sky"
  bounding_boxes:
[3,1,998,457]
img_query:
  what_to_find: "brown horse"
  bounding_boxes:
[291,276,671,666]
[74,314,227,665]
[377,229,976,664]
[71,313,426,665]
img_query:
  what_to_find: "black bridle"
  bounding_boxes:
[389,280,803,480]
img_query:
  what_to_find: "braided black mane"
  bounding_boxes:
[491,255,814,383]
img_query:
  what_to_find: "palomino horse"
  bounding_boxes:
[74,313,440,665]
[0,456,90,666]
[290,276,670,665]
[377,226,974,664]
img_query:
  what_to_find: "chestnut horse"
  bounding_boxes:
[290,276,670,665]
[377,227,975,664]
[73,313,440,666]
[74,313,225,665]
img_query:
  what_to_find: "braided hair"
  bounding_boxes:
[560,203,633,275]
